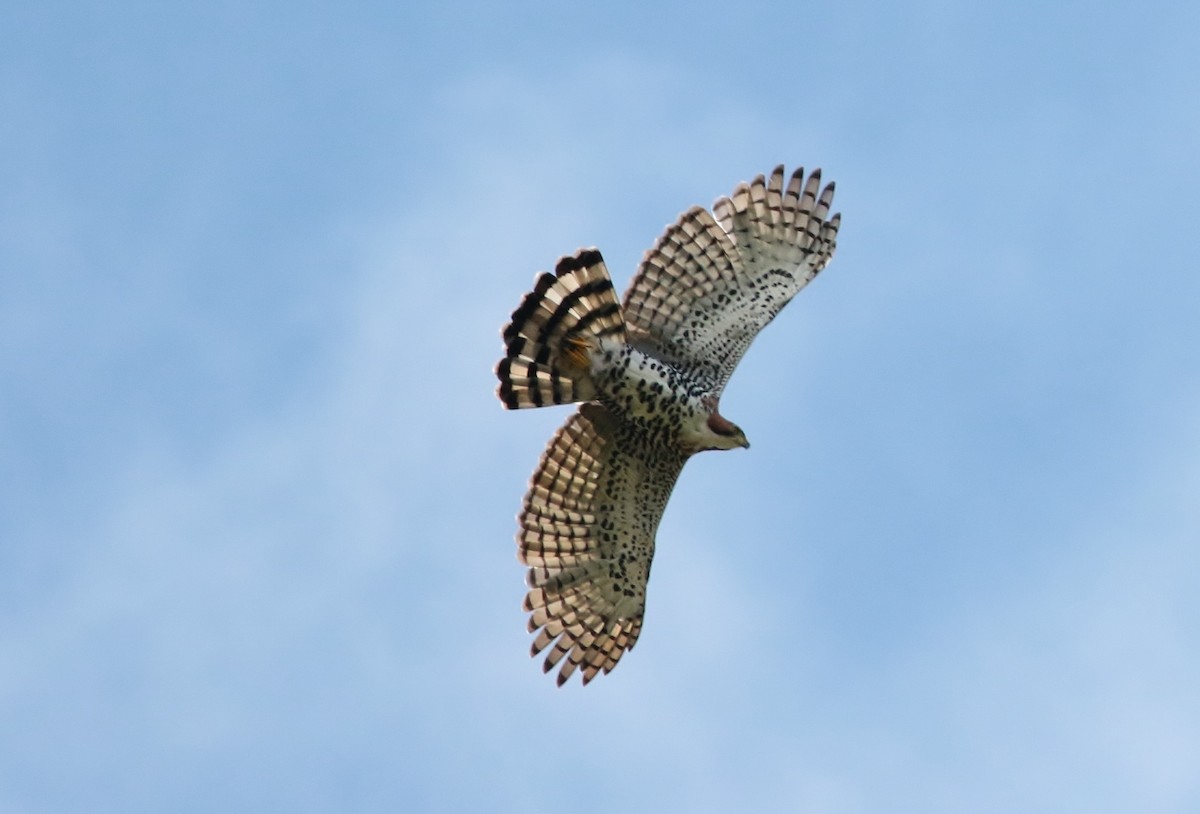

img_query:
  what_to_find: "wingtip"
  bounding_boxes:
[555,247,604,277]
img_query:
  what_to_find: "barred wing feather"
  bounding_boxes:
[623,166,840,395]
[518,403,685,686]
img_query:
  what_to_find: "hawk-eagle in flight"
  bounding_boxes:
[496,165,840,685]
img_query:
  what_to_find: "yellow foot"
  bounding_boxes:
[561,334,593,372]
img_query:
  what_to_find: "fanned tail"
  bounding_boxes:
[496,249,627,409]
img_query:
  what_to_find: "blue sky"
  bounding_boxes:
[3,1,1199,811]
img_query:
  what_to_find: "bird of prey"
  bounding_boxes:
[496,165,840,686]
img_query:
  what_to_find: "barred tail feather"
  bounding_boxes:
[496,248,627,409]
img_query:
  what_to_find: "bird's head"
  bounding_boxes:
[705,412,750,451]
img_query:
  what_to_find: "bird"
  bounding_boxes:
[495,165,840,686]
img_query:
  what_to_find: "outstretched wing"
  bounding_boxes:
[622,166,840,394]
[518,403,685,686]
